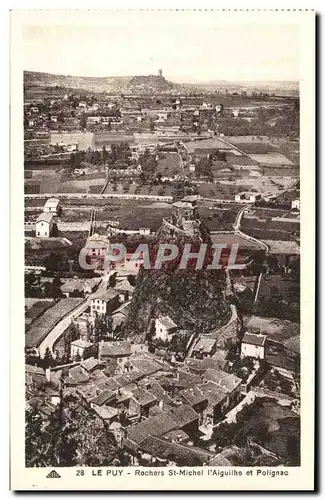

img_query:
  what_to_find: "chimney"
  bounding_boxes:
[159,399,164,411]
[45,367,51,383]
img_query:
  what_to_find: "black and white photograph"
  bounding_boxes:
[10,9,315,491]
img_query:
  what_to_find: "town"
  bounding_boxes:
[24,68,300,468]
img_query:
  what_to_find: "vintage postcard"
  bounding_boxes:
[10,9,315,491]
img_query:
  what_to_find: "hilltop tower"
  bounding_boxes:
[158,69,163,77]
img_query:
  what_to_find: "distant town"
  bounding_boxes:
[25,68,300,468]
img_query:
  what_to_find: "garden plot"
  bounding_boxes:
[248,153,294,167]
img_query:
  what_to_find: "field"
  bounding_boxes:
[225,136,299,167]
[198,182,252,199]
[25,299,55,327]
[157,152,180,177]
[101,181,174,197]
[248,153,294,167]
[185,138,234,153]
[25,298,84,348]
[93,131,135,147]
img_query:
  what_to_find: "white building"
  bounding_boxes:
[90,289,120,318]
[235,192,261,204]
[35,212,54,238]
[70,339,92,360]
[241,332,267,360]
[155,316,178,341]
[43,197,60,215]
[291,199,300,211]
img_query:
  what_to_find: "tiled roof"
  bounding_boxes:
[91,289,120,303]
[168,404,199,428]
[127,413,178,445]
[90,389,115,406]
[242,332,267,347]
[197,381,228,406]
[180,386,207,406]
[68,366,89,384]
[203,369,241,392]
[36,212,54,224]
[139,436,212,466]
[92,405,118,421]
[99,341,132,358]
[131,388,157,406]
[80,357,102,372]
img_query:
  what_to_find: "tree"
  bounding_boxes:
[52,276,63,300]
[43,347,54,367]
[80,113,87,130]
[63,322,80,362]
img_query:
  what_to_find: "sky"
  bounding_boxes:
[23,12,300,83]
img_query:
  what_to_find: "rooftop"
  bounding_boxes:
[242,332,267,347]
[36,212,54,224]
[93,405,118,421]
[203,369,242,392]
[99,341,132,358]
[131,387,157,406]
[157,316,178,330]
[91,289,120,303]
[180,386,207,406]
[167,404,199,428]
[71,339,92,349]
[126,413,178,445]
[193,337,216,354]
[138,436,212,466]
[197,381,228,406]
[44,197,59,208]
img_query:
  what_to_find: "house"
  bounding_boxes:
[35,212,54,238]
[192,338,217,359]
[180,386,208,421]
[241,332,267,360]
[61,278,100,298]
[43,197,60,215]
[167,405,199,438]
[291,199,300,211]
[129,388,157,419]
[70,339,92,360]
[98,341,132,365]
[203,369,242,408]
[25,364,46,388]
[111,302,131,330]
[68,365,90,384]
[155,316,178,341]
[60,280,84,298]
[235,192,262,204]
[80,357,103,373]
[197,381,229,422]
[92,405,118,423]
[85,233,110,259]
[90,289,120,317]
[114,280,135,302]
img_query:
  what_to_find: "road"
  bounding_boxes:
[38,298,90,357]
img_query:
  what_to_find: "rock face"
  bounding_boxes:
[124,202,232,338]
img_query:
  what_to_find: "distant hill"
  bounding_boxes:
[24,70,181,94]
